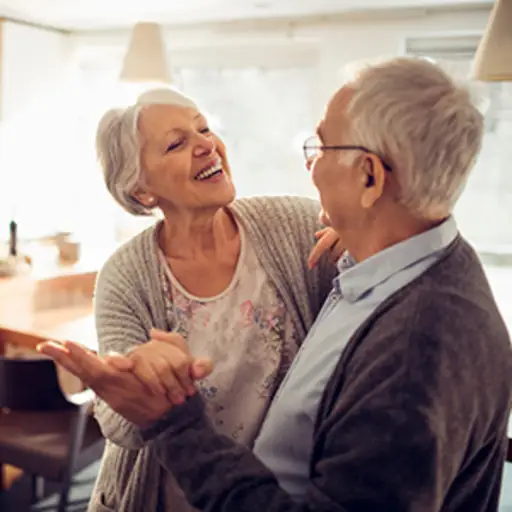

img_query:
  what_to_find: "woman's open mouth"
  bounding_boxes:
[195,162,224,181]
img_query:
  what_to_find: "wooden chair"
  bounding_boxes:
[0,356,104,511]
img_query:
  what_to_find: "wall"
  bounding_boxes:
[0,21,75,241]
[0,22,71,121]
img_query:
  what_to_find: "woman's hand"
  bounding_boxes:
[308,227,345,269]
[37,340,212,427]
[105,329,213,405]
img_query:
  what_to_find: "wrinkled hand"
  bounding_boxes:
[37,339,213,427]
[105,329,212,405]
[308,227,345,269]
[38,341,173,427]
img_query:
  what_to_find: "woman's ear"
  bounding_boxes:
[132,188,157,208]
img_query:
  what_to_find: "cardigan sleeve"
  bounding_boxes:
[92,256,151,450]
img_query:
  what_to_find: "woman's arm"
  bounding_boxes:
[93,260,153,449]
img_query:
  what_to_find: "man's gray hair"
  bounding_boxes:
[346,57,484,217]
[96,88,198,215]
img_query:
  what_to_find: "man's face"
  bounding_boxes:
[310,87,367,234]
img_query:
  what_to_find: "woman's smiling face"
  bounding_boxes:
[134,103,235,213]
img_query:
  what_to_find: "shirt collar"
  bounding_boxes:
[334,216,458,303]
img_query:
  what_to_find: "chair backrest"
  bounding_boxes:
[0,356,73,410]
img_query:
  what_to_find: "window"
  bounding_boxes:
[174,66,317,199]
[72,45,320,243]
[407,36,512,332]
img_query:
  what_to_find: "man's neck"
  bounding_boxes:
[347,213,447,263]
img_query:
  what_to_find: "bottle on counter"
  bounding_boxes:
[9,219,17,257]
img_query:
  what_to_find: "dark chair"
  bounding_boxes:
[0,356,104,511]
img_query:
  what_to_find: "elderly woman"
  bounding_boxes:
[77,87,339,511]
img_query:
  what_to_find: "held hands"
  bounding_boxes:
[37,331,213,427]
[105,329,213,405]
[308,227,345,270]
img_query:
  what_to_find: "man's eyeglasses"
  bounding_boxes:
[303,135,393,172]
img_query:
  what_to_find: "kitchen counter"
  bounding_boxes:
[0,268,97,355]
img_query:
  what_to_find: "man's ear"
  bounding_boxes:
[360,154,385,209]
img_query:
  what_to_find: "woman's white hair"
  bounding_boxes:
[346,57,484,217]
[96,88,198,215]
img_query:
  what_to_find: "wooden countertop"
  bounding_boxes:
[0,308,96,353]
[0,266,98,354]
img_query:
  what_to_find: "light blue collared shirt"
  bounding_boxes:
[253,217,458,501]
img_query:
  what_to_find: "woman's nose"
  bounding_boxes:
[193,134,215,157]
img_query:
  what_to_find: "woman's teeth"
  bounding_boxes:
[195,164,223,181]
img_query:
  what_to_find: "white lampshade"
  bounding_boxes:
[473,0,512,82]
[120,22,172,84]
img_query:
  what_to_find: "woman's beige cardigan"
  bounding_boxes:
[89,196,336,511]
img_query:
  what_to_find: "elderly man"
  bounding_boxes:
[42,57,511,511]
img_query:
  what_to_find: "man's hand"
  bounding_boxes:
[308,227,345,269]
[37,339,212,427]
[104,329,213,405]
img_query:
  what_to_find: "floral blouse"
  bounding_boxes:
[159,223,299,447]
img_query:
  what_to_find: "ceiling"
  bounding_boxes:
[0,0,495,31]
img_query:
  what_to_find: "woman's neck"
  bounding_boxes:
[159,207,238,261]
